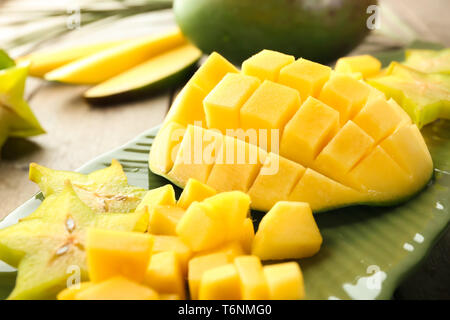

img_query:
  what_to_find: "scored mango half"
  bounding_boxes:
[149,49,433,212]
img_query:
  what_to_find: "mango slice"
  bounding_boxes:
[29,159,147,213]
[149,50,434,212]
[0,183,148,299]
[86,228,154,283]
[194,241,245,261]
[239,218,255,253]
[198,263,241,300]
[145,251,186,299]
[75,276,159,300]
[152,235,192,276]
[45,29,186,84]
[177,178,217,209]
[335,55,381,78]
[148,205,185,235]
[234,256,269,300]
[263,262,305,300]
[252,202,322,260]
[0,66,45,150]
[136,184,176,212]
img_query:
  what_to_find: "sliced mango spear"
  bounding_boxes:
[16,41,124,78]
[368,62,450,128]
[0,66,45,149]
[84,44,202,104]
[45,29,186,84]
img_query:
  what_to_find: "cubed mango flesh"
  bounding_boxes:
[263,262,305,300]
[234,255,269,300]
[136,184,176,212]
[165,83,207,127]
[194,241,245,261]
[177,178,217,209]
[239,218,255,254]
[57,282,94,300]
[148,205,185,235]
[252,202,322,260]
[152,235,192,276]
[198,264,241,300]
[145,251,186,299]
[335,55,382,78]
[242,49,294,82]
[86,229,154,283]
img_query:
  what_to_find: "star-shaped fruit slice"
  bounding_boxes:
[29,159,147,213]
[0,66,45,149]
[368,62,450,128]
[0,182,148,299]
[404,48,450,75]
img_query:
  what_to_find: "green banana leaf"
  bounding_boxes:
[0,43,449,300]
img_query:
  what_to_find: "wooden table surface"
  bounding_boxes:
[0,0,449,299]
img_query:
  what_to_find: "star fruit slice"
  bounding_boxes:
[367,62,450,128]
[0,182,148,300]
[29,159,147,213]
[404,48,450,75]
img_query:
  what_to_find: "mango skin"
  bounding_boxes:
[174,0,376,64]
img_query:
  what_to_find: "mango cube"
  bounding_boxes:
[263,262,305,300]
[194,241,245,261]
[165,83,207,127]
[280,96,340,167]
[239,218,255,253]
[188,252,229,300]
[207,135,266,192]
[75,276,159,300]
[198,264,241,300]
[242,49,295,81]
[318,74,371,124]
[148,122,186,174]
[152,235,192,276]
[234,256,269,300]
[248,152,306,211]
[57,282,94,300]
[145,251,186,299]
[177,178,217,209]
[252,201,322,260]
[240,80,301,151]
[136,184,176,212]
[148,205,185,235]
[314,121,374,182]
[169,125,223,187]
[279,58,331,100]
[86,229,154,283]
[335,55,381,78]
[203,73,260,133]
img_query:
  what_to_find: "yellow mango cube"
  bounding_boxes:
[335,55,381,78]
[57,282,94,300]
[190,52,238,92]
[148,122,186,174]
[314,121,374,182]
[242,49,295,81]
[188,252,229,300]
[248,152,306,211]
[207,135,266,192]
[86,229,154,283]
[169,125,223,187]
[252,201,322,260]
[353,97,404,142]
[318,74,371,124]
[263,262,305,300]
[145,251,186,299]
[279,58,331,100]
[136,184,176,212]
[194,241,245,261]
[240,80,301,151]
[240,218,255,254]
[177,178,217,209]
[148,205,185,235]
[280,96,340,167]
[234,255,269,300]
[204,73,260,133]
[152,235,192,276]
[289,168,365,212]
[198,264,241,300]
[75,276,159,300]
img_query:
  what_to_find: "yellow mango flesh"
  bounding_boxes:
[188,252,229,300]
[86,228,154,283]
[242,49,295,82]
[45,29,186,84]
[177,178,217,209]
[57,282,94,300]
[136,184,176,212]
[152,235,192,276]
[145,251,186,299]
[194,241,245,261]
[263,262,305,300]
[239,218,255,253]
[234,256,269,300]
[149,50,433,212]
[198,264,241,300]
[335,55,382,78]
[252,202,322,260]
[75,276,159,300]
[148,205,185,235]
